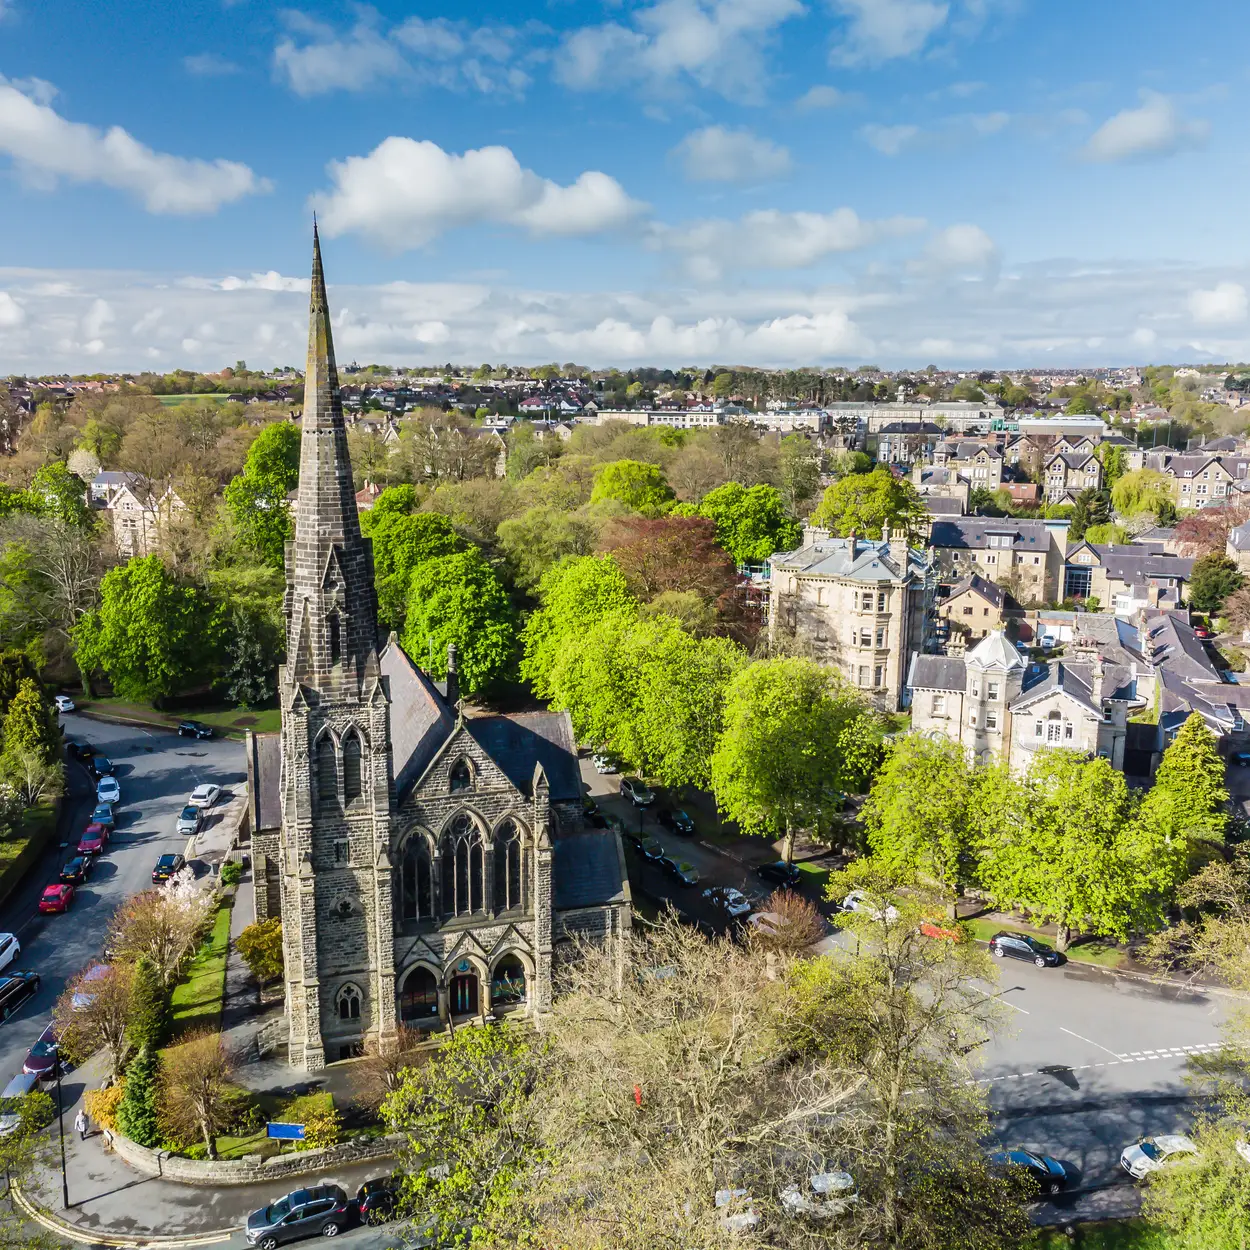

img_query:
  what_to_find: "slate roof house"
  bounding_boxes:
[245,232,630,1069]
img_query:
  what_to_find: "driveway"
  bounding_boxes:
[0,713,245,1091]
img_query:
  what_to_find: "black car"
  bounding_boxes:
[659,855,699,887]
[988,1149,1072,1196]
[245,1185,352,1248]
[756,860,802,888]
[178,720,214,739]
[625,832,665,861]
[1231,751,1250,766]
[354,1178,397,1225]
[988,931,1060,967]
[0,971,40,1021]
[60,856,92,886]
[582,797,607,829]
[89,756,114,779]
[658,808,696,836]
[152,853,186,883]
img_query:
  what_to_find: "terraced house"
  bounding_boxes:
[245,232,629,1070]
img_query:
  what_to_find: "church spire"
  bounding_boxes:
[285,227,379,693]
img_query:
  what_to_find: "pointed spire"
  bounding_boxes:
[304,222,340,432]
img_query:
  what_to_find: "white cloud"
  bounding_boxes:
[860,123,919,155]
[218,271,310,293]
[673,126,792,182]
[557,0,804,102]
[184,52,241,76]
[313,138,645,251]
[796,84,848,110]
[830,0,950,65]
[911,223,998,274]
[273,11,531,97]
[0,290,24,328]
[652,207,925,279]
[0,81,269,214]
[1082,91,1209,163]
[1189,282,1247,326]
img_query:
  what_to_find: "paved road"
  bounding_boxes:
[0,713,245,1094]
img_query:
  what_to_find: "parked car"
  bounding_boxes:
[96,776,120,806]
[620,776,655,807]
[1120,1134,1197,1180]
[354,1177,397,1225]
[591,753,618,774]
[245,1184,353,1248]
[1194,626,1212,639]
[152,853,186,883]
[0,971,40,1020]
[702,885,752,919]
[60,856,92,886]
[625,831,665,861]
[176,805,203,837]
[0,933,19,974]
[189,783,222,810]
[178,720,214,739]
[658,808,695,836]
[0,1072,39,1100]
[660,856,699,887]
[90,803,116,830]
[757,860,802,889]
[77,827,107,856]
[988,1149,1072,1195]
[779,1171,858,1220]
[53,694,75,713]
[988,931,1061,968]
[22,1024,61,1079]
[1231,751,1250,766]
[89,755,114,779]
[39,884,74,914]
[582,797,607,828]
[841,890,900,922]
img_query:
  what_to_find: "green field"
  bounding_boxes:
[156,393,235,407]
[79,697,280,737]
[169,901,232,1037]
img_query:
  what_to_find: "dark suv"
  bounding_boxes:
[178,721,214,739]
[245,1185,352,1247]
[756,860,802,888]
[988,931,1060,968]
[354,1177,397,1224]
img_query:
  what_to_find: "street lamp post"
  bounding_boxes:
[54,1060,69,1209]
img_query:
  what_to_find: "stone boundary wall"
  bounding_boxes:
[102,1126,402,1186]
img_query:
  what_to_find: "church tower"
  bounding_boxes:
[278,227,397,1069]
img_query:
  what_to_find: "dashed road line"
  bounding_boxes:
[976,1041,1223,1086]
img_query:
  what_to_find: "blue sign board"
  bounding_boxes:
[266,1122,306,1141]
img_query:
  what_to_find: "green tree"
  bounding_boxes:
[1,677,59,765]
[1138,711,1229,854]
[1069,487,1111,541]
[1064,393,1097,414]
[497,507,598,592]
[1111,468,1174,517]
[223,420,302,567]
[0,650,40,717]
[862,735,976,896]
[809,467,926,540]
[127,955,170,1053]
[116,1045,162,1147]
[359,483,419,528]
[236,918,284,984]
[710,657,865,861]
[367,511,464,632]
[778,433,821,515]
[401,549,516,696]
[1188,552,1244,615]
[519,555,636,699]
[222,607,273,709]
[1096,442,1128,490]
[30,462,91,529]
[72,555,214,703]
[589,459,674,515]
[695,482,801,564]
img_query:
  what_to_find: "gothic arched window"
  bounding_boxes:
[342,732,363,804]
[316,735,337,805]
[336,984,361,1021]
[328,611,341,665]
[441,814,484,919]
[449,758,473,793]
[400,835,434,921]
[493,820,528,913]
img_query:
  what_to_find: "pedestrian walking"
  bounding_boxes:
[74,1109,87,1140]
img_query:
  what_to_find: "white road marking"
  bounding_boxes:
[1060,1026,1124,1059]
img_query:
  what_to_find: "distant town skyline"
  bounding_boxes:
[2,0,1250,373]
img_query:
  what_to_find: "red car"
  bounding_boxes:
[39,883,74,913]
[77,826,107,855]
[1194,627,1211,639]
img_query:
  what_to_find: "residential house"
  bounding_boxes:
[927,516,1069,606]
[1141,452,1250,508]
[767,527,935,712]
[932,440,1004,490]
[1227,521,1250,574]
[91,473,186,557]
[874,421,943,465]
[1043,450,1103,503]
[1064,541,1192,614]
[937,573,1014,640]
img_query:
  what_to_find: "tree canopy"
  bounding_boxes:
[589,459,675,515]
[809,467,926,540]
[1188,553,1243,615]
[693,481,801,564]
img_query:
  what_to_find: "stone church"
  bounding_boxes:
[245,230,631,1069]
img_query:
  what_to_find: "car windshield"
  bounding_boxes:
[1139,1141,1161,1160]
[158,855,176,867]
[30,1041,55,1057]
[180,807,198,820]
[265,1199,292,1222]
[1017,1151,1046,1169]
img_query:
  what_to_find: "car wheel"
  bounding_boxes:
[1046,1181,1061,1195]
[992,946,1005,958]
[1034,956,1047,968]
[320,1223,341,1238]
[259,1238,279,1250]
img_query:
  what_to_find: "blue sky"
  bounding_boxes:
[2,0,1249,372]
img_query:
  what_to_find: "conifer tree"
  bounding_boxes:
[116,1045,162,1147]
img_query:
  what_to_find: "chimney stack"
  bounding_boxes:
[847,528,857,557]
[446,642,459,707]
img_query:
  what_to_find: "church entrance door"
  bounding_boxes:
[450,973,479,1016]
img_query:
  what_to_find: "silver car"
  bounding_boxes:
[176,805,202,837]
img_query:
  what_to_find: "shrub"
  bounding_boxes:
[116,1046,162,1147]
[236,917,283,984]
[84,1083,125,1133]
[128,956,170,1052]
[18,1090,54,1132]
[278,1092,341,1150]
[219,860,244,887]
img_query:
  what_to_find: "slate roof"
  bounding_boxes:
[940,440,1002,460]
[1229,522,1250,553]
[380,637,457,799]
[1068,614,1147,666]
[1142,613,1220,683]
[553,832,630,909]
[771,535,929,583]
[878,421,943,435]
[924,496,965,516]
[248,731,282,833]
[946,572,1005,609]
[929,517,1054,552]
[907,653,967,691]
[466,711,582,803]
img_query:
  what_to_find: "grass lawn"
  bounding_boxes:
[212,1091,336,1161]
[1027,1221,1175,1249]
[169,901,232,1038]
[966,917,1127,970]
[79,696,280,737]
[796,861,831,895]
[156,394,233,407]
[0,803,59,906]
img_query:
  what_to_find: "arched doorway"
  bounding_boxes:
[491,955,527,1009]
[449,972,479,1016]
[397,966,439,1024]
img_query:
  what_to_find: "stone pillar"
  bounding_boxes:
[532,762,554,1015]
[373,843,398,1053]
